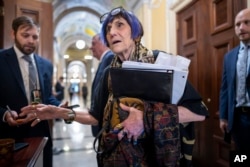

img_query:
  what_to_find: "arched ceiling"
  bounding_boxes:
[52,0,143,57]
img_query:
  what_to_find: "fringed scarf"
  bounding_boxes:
[105,42,155,128]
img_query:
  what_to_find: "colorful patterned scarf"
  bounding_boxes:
[97,41,180,167]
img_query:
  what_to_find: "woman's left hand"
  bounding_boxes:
[20,104,56,127]
[116,103,144,145]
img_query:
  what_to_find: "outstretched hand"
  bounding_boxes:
[20,104,57,127]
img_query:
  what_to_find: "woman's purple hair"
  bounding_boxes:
[100,8,144,47]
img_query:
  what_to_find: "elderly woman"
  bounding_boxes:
[20,6,208,167]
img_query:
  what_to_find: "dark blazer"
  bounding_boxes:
[91,50,114,137]
[219,45,240,131]
[0,47,60,167]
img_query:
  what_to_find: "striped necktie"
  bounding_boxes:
[23,55,37,100]
[237,45,249,105]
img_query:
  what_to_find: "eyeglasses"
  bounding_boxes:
[100,7,125,23]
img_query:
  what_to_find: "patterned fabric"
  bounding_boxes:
[179,123,195,167]
[143,102,180,167]
[97,42,180,167]
[237,45,249,106]
[98,97,180,167]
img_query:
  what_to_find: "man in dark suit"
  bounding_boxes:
[82,83,88,107]
[55,76,65,102]
[219,8,250,151]
[0,16,60,167]
[89,34,114,137]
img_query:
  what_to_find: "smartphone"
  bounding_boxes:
[14,142,29,151]
[224,128,231,144]
[66,104,80,109]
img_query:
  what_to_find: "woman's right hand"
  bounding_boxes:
[115,103,144,145]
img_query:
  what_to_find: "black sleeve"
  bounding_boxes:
[89,67,110,122]
[153,50,208,116]
[178,81,209,117]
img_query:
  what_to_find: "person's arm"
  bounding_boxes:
[89,66,110,123]
[153,50,209,122]
[20,67,111,127]
[219,53,230,133]
[219,119,228,133]
[20,104,98,127]
[178,106,205,123]
[177,81,209,121]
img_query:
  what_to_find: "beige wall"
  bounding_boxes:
[151,1,167,51]
[136,1,167,51]
[136,5,152,49]
[136,0,176,54]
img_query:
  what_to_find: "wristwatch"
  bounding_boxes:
[64,109,76,124]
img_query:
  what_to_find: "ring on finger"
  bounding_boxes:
[115,123,123,130]
[36,118,41,122]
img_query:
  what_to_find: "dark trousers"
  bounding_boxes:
[232,110,250,151]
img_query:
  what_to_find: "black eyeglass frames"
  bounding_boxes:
[100,6,125,23]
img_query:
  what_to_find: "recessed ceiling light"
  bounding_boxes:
[84,55,93,60]
[76,40,85,49]
[64,54,69,59]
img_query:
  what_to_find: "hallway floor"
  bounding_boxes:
[52,93,97,167]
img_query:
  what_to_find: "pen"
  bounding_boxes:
[6,105,14,118]
[6,105,19,127]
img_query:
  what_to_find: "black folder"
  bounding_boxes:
[110,68,173,103]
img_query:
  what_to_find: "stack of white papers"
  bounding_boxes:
[155,52,190,70]
[122,52,190,104]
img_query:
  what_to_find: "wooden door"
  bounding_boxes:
[2,0,53,61]
[177,0,247,166]
[0,0,3,49]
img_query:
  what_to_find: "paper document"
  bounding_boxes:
[122,61,168,72]
[155,52,190,70]
[122,51,190,104]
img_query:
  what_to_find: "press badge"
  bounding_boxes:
[31,89,41,104]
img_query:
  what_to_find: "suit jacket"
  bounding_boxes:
[91,50,114,105]
[219,45,240,131]
[91,50,114,136]
[0,48,59,139]
[0,47,60,166]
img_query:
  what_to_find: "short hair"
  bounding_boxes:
[12,16,40,34]
[100,7,144,46]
